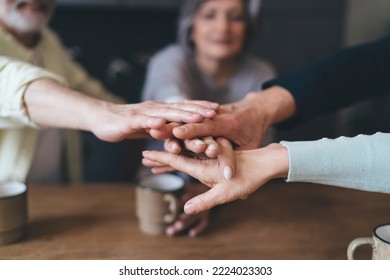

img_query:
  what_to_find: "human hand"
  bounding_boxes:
[143,142,289,214]
[143,137,235,180]
[166,183,210,237]
[90,100,219,142]
[150,87,296,150]
[24,79,219,141]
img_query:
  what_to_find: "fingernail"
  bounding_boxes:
[142,151,150,156]
[191,113,201,119]
[166,227,175,236]
[184,202,195,214]
[171,143,179,150]
[208,144,218,151]
[175,127,186,133]
[224,166,233,180]
[174,222,183,230]
[210,102,219,109]
[195,140,204,146]
[205,109,216,116]
[189,230,197,238]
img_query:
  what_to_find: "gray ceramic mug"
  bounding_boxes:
[0,182,28,245]
[135,174,185,236]
[347,223,390,260]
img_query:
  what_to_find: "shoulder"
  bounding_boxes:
[242,55,277,77]
[41,28,64,47]
[148,44,186,68]
[40,28,72,58]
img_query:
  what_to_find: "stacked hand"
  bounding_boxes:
[24,79,220,141]
[143,142,289,215]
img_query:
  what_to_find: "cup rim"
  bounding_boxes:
[0,181,27,199]
[137,173,185,193]
[373,223,390,245]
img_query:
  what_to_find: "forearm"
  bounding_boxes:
[243,86,296,129]
[280,132,390,193]
[263,36,390,123]
[0,57,66,127]
[24,79,105,131]
[24,79,219,142]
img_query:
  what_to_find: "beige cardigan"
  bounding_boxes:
[0,26,123,182]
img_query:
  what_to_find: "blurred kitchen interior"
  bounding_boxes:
[50,0,390,182]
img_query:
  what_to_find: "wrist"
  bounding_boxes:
[250,143,289,181]
[245,86,296,128]
[265,143,289,179]
[84,99,115,133]
[235,143,289,187]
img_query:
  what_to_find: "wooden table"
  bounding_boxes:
[0,180,389,260]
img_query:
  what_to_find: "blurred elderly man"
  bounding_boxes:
[0,0,123,183]
[0,0,217,183]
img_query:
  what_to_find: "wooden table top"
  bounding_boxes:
[0,180,389,260]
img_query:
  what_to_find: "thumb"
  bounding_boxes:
[216,137,236,180]
[184,187,226,215]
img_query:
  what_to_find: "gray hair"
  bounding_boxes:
[177,0,261,55]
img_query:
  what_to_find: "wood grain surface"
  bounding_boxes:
[1,180,389,260]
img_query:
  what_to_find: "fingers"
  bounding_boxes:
[142,158,167,168]
[165,213,198,236]
[172,119,218,140]
[166,212,210,237]
[149,122,181,140]
[184,187,225,215]
[202,137,220,158]
[142,157,175,174]
[216,138,236,179]
[183,139,207,154]
[168,102,217,119]
[189,217,209,237]
[180,100,219,110]
[164,139,182,154]
[151,166,176,174]
[148,108,205,124]
[130,115,167,130]
[142,150,207,180]
[165,137,220,159]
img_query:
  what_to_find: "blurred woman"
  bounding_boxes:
[141,0,275,237]
[142,0,274,104]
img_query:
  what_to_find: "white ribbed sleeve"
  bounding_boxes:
[280,132,390,193]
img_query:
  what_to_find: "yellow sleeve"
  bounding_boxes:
[0,56,67,128]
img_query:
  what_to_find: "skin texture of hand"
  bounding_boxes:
[143,142,289,215]
[166,183,210,237]
[24,79,219,141]
[150,86,297,150]
[143,137,235,180]
[89,101,218,141]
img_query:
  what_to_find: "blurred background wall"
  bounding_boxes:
[338,0,390,138]
[50,0,390,181]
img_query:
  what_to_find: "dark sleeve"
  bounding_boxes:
[263,36,390,125]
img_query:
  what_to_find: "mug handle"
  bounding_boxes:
[163,194,179,223]
[347,237,373,260]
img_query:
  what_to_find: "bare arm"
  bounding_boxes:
[24,79,219,141]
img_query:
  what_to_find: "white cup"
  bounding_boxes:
[347,223,390,260]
